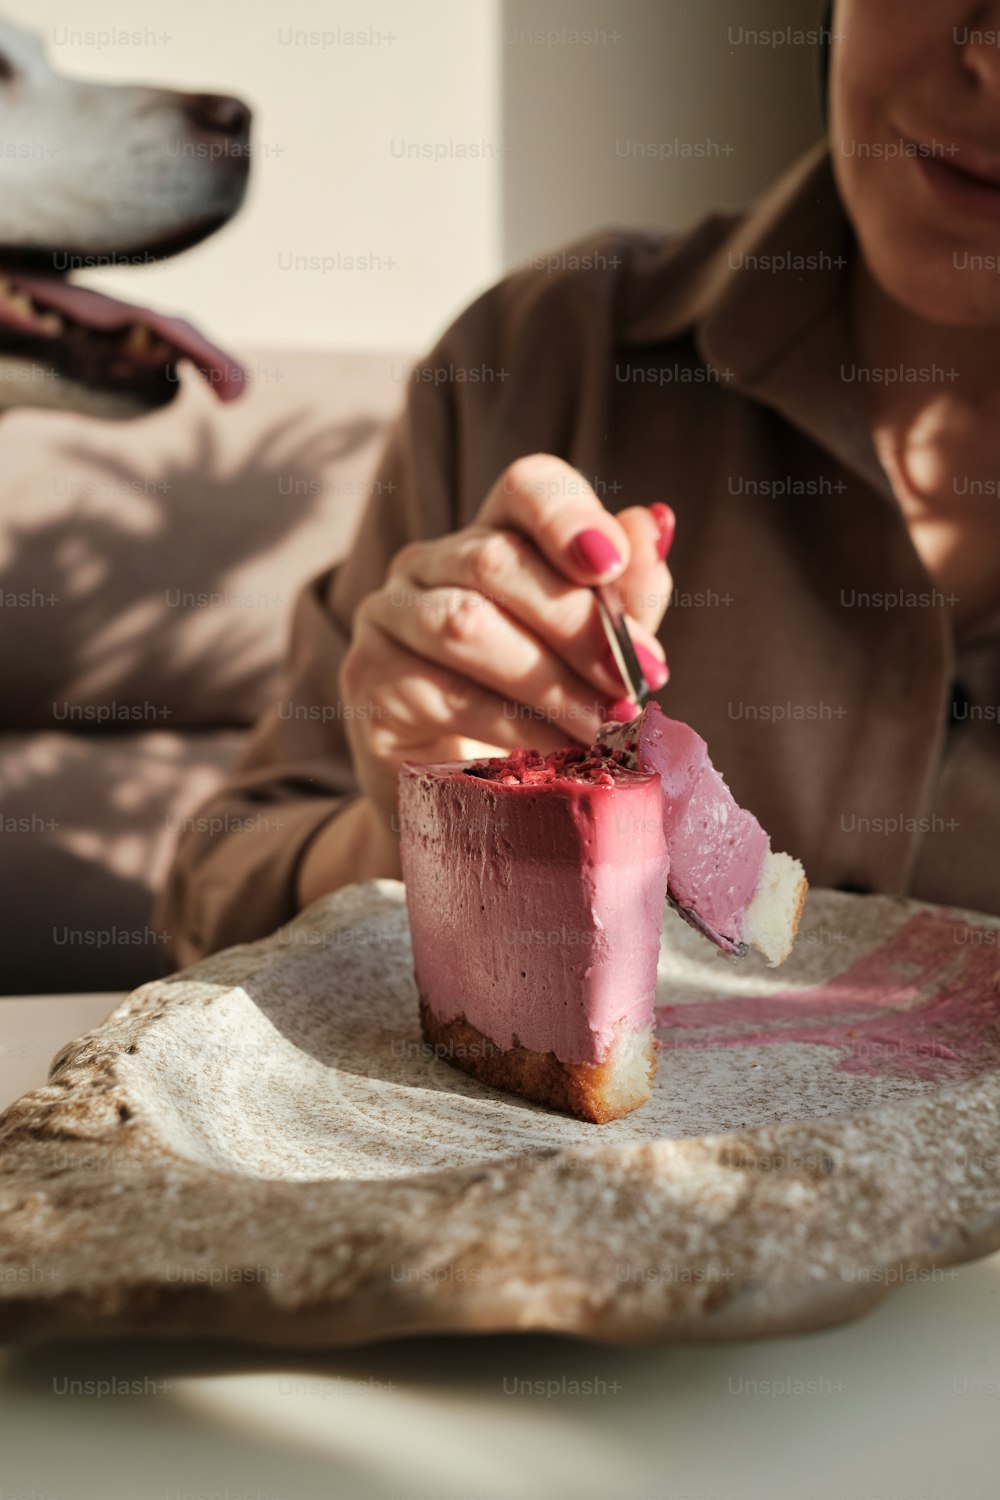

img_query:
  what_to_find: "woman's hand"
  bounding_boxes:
[298,454,674,904]
[343,453,674,826]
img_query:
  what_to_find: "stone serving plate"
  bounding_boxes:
[2,880,1000,1347]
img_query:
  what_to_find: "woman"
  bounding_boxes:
[159,0,1000,964]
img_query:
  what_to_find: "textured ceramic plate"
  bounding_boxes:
[2,880,1000,1346]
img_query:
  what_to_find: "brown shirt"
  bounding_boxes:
[158,143,1000,966]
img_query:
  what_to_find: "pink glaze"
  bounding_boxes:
[655,910,1000,1082]
[601,704,770,953]
[398,748,671,1065]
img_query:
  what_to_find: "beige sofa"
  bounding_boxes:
[0,349,407,993]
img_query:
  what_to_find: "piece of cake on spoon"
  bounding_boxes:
[596,703,807,967]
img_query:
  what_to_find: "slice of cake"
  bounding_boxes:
[597,703,807,965]
[398,709,807,1124]
[398,746,671,1123]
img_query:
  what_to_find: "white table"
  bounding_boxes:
[2,993,998,1500]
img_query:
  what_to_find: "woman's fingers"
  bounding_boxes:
[340,622,580,812]
[356,579,610,744]
[389,525,666,700]
[340,455,680,830]
[613,504,674,636]
[477,454,634,586]
[475,453,674,684]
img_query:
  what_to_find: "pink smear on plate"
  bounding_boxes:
[655,910,1000,1082]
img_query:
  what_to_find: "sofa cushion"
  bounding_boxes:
[0,347,408,731]
[0,729,247,993]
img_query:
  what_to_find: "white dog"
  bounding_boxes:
[0,18,250,418]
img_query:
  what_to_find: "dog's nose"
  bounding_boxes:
[184,93,252,138]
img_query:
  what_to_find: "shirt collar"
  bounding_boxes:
[621,142,893,499]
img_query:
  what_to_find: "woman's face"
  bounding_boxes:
[831,0,1000,325]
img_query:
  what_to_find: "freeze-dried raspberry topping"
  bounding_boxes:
[463,743,632,788]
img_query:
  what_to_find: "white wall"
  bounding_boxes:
[500,0,825,265]
[2,0,823,353]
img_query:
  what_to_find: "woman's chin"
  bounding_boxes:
[862,242,1000,329]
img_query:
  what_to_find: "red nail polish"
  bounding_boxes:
[635,642,669,691]
[605,697,638,722]
[649,503,676,562]
[572,528,622,577]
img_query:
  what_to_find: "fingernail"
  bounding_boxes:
[572,528,622,578]
[649,503,676,562]
[605,697,638,723]
[635,642,669,691]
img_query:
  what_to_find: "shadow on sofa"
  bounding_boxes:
[0,349,406,994]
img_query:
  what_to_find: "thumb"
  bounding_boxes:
[615,504,674,634]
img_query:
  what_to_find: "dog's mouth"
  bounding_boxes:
[0,266,245,408]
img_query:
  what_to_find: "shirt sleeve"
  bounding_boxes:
[155,343,461,968]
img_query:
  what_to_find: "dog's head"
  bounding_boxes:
[0,19,251,419]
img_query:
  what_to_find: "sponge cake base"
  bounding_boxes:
[419,998,655,1124]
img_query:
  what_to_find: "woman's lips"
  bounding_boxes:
[909,137,1000,224]
[921,156,1000,223]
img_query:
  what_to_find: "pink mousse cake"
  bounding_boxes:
[398,710,807,1124]
[398,746,671,1123]
[597,703,807,966]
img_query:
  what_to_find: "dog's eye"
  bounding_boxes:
[0,53,15,83]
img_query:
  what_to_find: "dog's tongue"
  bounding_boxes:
[9,272,245,402]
